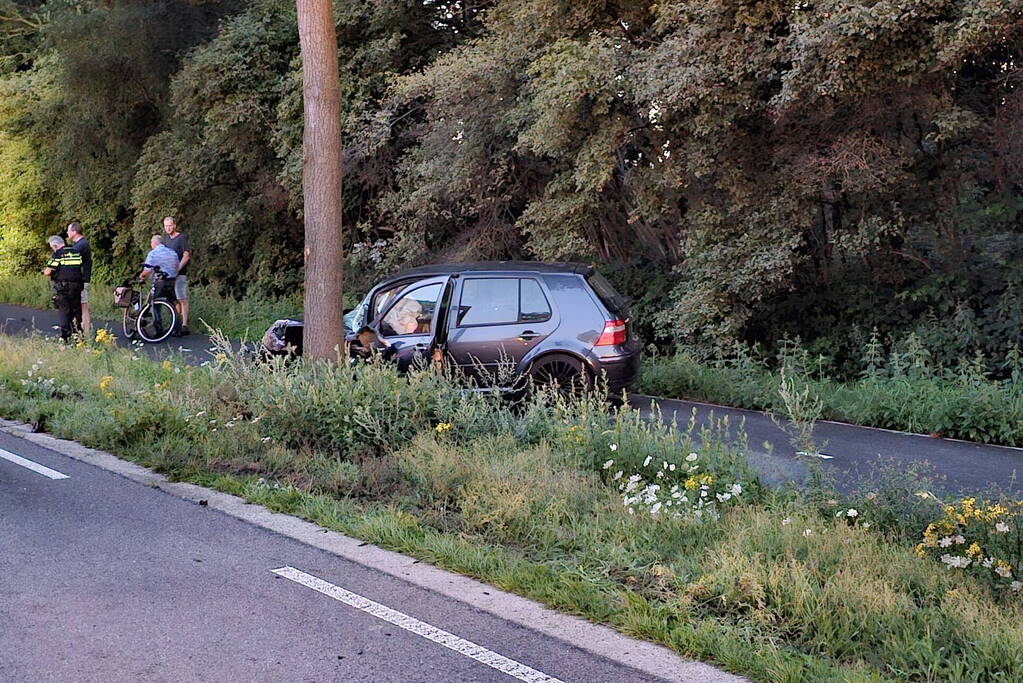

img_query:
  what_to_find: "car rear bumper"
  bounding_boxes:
[594,348,641,391]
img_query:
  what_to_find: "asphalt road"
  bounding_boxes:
[629,394,1023,497]
[0,302,221,365]
[4,301,1023,496]
[0,429,732,682]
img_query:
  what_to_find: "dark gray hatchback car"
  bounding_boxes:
[261,262,641,392]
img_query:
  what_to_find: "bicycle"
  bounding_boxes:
[115,266,178,343]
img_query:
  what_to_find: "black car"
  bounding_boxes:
[261,262,641,392]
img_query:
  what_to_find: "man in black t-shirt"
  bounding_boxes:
[162,216,191,335]
[66,221,92,335]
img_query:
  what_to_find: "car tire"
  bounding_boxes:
[527,353,592,397]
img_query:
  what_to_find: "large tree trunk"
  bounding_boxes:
[297,0,343,360]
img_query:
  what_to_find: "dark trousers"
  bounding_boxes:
[53,282,83,341]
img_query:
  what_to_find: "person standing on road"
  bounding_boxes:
[42,235,85,342]
[162,216,191,336]
[66,221,92,335]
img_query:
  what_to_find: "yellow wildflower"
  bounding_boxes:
[162,360,173,372]
[99,375,113,392]
[684,476,699,490]
[435,422,452,434]
[967,542,982,558]
[915,544,928,558]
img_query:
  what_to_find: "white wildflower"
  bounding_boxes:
[938,536,954,548]
[782,518,792,526]
[643,455,652,467]
[669,463,676,471]
[996,565,1013,579]
[1012,581,1022,592]
[730,483,742,496]
[261,436,271,443]
[846,508,859,518]
[609,443,618,452]
[602,459,614,470]
[802,529,813,537]
[940,554,972,569]
[996,522,1010,533]
[983,557,995,568]
[953,535,966,545]
[685,453,698,462]
[716,492,732,502]
[650,502,662,515]
[612,471,623,481]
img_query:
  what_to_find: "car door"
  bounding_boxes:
[369,275,451,372]
[445,276,558,386]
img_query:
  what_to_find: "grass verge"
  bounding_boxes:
[2,334,1022,681]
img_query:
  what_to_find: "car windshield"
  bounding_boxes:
[343,293,370,333]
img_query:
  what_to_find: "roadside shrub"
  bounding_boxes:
[917,496,1023,597]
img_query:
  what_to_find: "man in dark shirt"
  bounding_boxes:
[162,216,191,336]
[42,235,85,341]
[66,221,92,335]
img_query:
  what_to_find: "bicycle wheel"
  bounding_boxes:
[136,300,177,343]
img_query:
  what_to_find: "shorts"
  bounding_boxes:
[81,282,89,305]
[174,274,188,301]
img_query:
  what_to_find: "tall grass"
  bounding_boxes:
[638,337,1023,446]
[1,333,1021,681]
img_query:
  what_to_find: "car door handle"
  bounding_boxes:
[517,330,539,342]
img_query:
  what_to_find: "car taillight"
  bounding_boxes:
[596,319,627,346]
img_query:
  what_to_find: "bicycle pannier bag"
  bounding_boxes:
[113,285,132,308]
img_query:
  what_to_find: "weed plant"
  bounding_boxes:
[1,334,1022,680]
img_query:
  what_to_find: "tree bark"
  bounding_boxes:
[297,0,344,360]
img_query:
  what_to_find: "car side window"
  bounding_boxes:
[380,283,442,337]
[458,278,518,326]
[457,277,552,326]
[519,278,552,323]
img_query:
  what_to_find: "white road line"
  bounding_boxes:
[0,448,69,479]
[272,566,564,683]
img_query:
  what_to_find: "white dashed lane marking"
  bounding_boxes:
[272,566,564,683]
[0,448,69,479]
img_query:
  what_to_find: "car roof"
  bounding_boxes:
[379,261,592,285]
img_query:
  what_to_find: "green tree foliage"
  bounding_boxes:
[0,0,1021,368]
[380,0,1023,361]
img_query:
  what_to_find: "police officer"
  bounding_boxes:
[42,235,85,341]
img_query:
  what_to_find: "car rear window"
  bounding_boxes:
[586,272,630,319]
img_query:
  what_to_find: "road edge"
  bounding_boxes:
[0,418,745,683]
